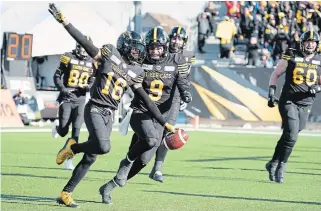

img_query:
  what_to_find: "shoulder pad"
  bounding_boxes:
[127,65,144,84]
[281,48,295,60]
[101,44,116,57]
[174,53,186,65]
[60,52,72,64]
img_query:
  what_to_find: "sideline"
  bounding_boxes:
[1,127,321,137]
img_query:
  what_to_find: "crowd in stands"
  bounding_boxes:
[197,1,321,67]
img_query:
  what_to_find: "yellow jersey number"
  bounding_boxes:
[101,72,127,100]
[293,67,317,86]
[68,69,89,87]
[149,80,164,101]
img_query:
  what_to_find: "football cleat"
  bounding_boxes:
[265,160,279,181]
[56,138,76,165]
[149,171,164,183]
[64,158,75,170]
[52,120,59,138]
[275,162,287,183]
[99,179,118,204]
[56,191,79,208]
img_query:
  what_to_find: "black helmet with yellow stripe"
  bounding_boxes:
[299,30,320,55]
[144,27,169,63]
[75,35,92,60]
[168,26,188,53]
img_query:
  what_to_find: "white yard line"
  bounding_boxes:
[1,127,321,137]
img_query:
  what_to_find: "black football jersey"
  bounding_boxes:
[280,49,321,105]
[130,53,191,112]
[89,44,144,109]
[58,52,94,89]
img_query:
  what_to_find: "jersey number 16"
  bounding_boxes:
[102,72,127,100]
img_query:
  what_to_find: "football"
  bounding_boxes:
[163,129,189,150]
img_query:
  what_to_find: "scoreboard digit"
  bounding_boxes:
[3,32,33,60]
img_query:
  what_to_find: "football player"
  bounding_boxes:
[99,27,192,204]
[266,30,321,183]
[52,37,95,170]
[48,4,175,207]
[149,26,196,182]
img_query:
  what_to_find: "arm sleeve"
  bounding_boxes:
[85,61,98,90]
[175,54,192,103]
[86,74,95,91]
[281,48,294,61]
[64,23,99,59]
[131,86,167,126]
[53,54,70,91]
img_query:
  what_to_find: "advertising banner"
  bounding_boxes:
[0,89,24,127]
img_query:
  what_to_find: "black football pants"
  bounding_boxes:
[271,101,311,163]
[57,101,85,142]
[126,110,170,180]
[63,101,113,193]
[154,100,181,164]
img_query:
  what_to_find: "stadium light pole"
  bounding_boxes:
[133,1,142,33]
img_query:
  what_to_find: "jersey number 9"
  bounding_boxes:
[149,80,164,101]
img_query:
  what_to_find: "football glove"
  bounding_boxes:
[164,123,175,133]
[61,88,72,97]
[268,96,278,108]
[179,101,187,111]
[181,91,192,103]
[48,3,66,23]
[308,85,321,95]
[267,85,277,108]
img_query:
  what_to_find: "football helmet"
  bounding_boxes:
[117,31,146,64]
[75,36,92,60]
[168,26,188,53]
[145,27,169,63]
[300,30,320,55]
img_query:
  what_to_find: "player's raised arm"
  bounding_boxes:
[48,3,102,61]
[130,76,175,133]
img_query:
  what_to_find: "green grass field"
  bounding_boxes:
[1,131,321,211]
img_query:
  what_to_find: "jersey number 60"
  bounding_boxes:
[293,68,317,86]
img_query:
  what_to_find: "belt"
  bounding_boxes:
[88,101,114,116]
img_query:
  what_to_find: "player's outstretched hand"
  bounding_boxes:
[48,3,66,23]
[164,123,176,133]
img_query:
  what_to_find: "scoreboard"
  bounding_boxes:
[2,32,33,60]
